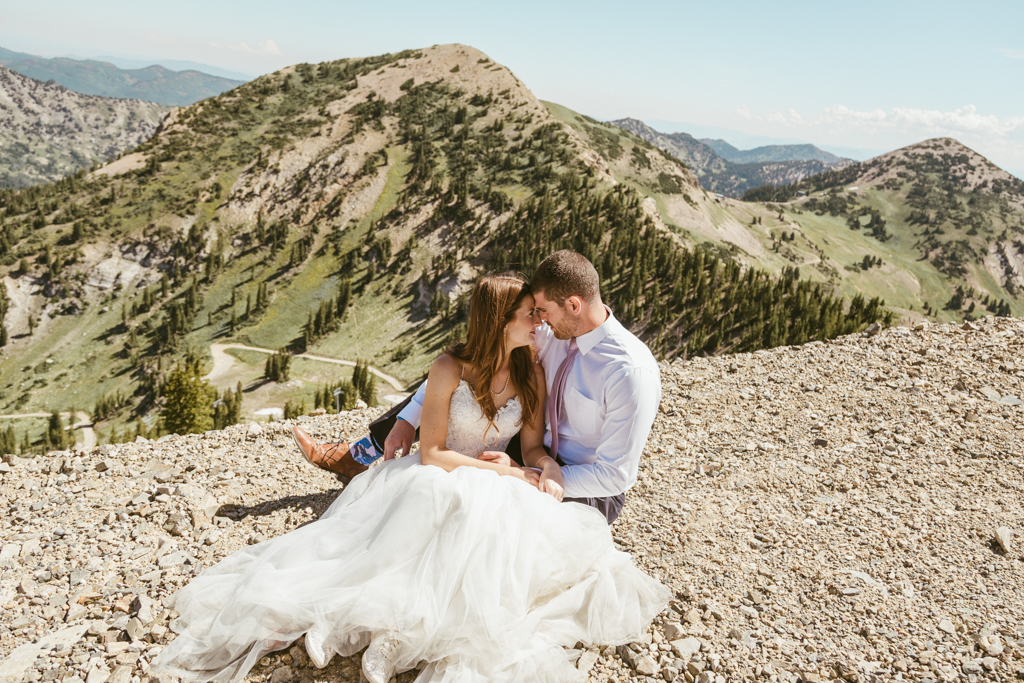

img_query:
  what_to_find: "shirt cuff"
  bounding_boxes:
[397,400,423,429]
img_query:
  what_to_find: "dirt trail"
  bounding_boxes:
[206,343,405,391]
[0,411,96,450]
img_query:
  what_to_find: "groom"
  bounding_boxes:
[300,250,662,524]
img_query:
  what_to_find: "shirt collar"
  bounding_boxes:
[575,306,617,356]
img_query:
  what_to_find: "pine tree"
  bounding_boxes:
[0,425,16,455]
[161,359,216,435]
[213,382,243,430]
[264,349,291,382]
[360,371,377,406]
[45,410,67,451]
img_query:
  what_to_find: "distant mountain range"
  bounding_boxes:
[610,118,854,197]
[0,46,245,106]
[91,55,253,82]
[643,119,887,161]
[0,66,167,188]
[702,139,845,165]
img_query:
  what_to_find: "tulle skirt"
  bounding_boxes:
[153,454,671,683]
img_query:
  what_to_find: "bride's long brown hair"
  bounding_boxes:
[446,273,539,431]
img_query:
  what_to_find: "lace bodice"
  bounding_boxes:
[446,380,522,458]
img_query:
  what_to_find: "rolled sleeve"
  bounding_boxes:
[397,381,427,429]
[560,366,660,498]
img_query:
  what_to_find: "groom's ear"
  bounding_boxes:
[566,295,583,315]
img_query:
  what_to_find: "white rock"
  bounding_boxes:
[576,650,599,673]
[980,635,1004,656]
[132,594,159,624]
[664,622,686,640]
[995,527,1013,553]
[670,637,701,660]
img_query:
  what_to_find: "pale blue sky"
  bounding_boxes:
[2,0,1022,175]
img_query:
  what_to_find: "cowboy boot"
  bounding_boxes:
[292,426,367,483]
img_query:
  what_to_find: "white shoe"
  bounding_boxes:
[304,629,329,669]
[361,632,400,683]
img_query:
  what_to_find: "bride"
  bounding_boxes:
[153,273,670,683]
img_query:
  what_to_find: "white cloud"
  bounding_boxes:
[213,39,282,56]
[998,48,1024,59]
[812,104,1024,138]
[141,32,289,73]
[739,103,1024,178]
[820,104,887,124]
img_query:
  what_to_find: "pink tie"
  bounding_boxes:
[547,338,578,459]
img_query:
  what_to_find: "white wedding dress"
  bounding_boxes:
[154,381,670,683]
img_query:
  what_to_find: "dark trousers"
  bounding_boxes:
[554,456,626,524]
[369,398,624,524]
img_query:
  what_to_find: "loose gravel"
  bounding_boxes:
[2,316,1023,683]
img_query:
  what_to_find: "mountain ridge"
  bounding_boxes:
[0,44,887,444]
[553,108,1023,324]
[3,43,1020,449]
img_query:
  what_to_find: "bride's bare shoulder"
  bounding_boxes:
[428,353,463,387]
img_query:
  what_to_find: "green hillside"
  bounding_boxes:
[0,45,887,451]
[0,46,245,106]
[556,105,1024,323]
[742,138,1024,321]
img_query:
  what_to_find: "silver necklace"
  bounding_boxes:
[491,371,510,396]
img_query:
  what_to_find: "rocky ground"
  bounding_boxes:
[2,316,1023,683]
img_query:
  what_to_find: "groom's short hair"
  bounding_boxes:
[531,250,600,305]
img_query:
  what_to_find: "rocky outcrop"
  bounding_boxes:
[0,67,167,188]
[2,316,1023,681]
[609,118,855,198]
[611,118,727,175]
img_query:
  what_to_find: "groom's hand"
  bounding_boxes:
[513,468,541,488]
[384,419,416,460]
[478,451,514,468]
[538,457,565,501]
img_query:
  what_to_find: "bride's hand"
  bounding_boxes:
[478,451,514,468]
